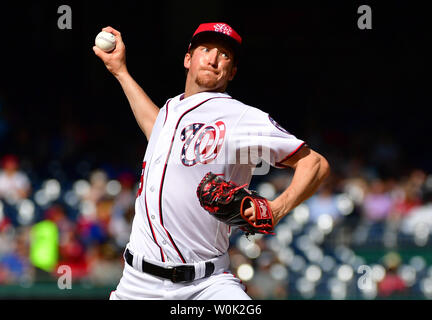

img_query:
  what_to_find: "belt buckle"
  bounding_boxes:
[171,265,195,283]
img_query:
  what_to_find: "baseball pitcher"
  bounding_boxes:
[93,22,330,300]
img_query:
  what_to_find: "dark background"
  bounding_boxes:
[0,1,429,181]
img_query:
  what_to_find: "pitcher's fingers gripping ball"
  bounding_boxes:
[197,172,275,236]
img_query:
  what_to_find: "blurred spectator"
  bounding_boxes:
[342,176,368,206]
[76,169,110,223]
[391,169,425,220]
[109,205,134,248]
[111,172,136,215]
[57,229,88,280]
[85,169,109,204]
[96,196,114,230]
[109,172,136,247]
[339,176,368,232]
[0,207,12,233]
[362,178,394,222]
[0,154,31,204]
[306,178,344,224]
[77,196,114,248]
[400,186,432,238]
[45,203,89,279]
[0,227,34,285]
[377,252,407,298]
[87,242,123,286]
[244,249,283,299]
[44,203,74,235]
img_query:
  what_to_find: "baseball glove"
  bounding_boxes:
[196,172,275,235]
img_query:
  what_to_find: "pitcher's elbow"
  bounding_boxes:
[320,155,331,180]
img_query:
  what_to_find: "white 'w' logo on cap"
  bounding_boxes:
[214,23,232,36]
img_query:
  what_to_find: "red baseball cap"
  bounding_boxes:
[188,22,242,54]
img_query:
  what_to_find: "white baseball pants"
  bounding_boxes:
[109,253,250,300]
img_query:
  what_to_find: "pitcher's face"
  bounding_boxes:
[184,39,237,92]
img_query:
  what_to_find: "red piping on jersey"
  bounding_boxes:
[163,99,172,126]
[275,142,306,168]
[143,166,166,262]
[158,96,232,263]
[139,161,164,259]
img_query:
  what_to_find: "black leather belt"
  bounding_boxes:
[124,249,215,283]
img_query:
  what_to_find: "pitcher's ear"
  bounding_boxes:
[229,66,237,81]
[184,52,192,69]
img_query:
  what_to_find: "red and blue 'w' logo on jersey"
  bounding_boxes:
[180,121,226,166]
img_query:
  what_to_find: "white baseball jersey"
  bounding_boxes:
[127,91,305,264]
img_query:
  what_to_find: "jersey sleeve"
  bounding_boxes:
[230,106,306,168]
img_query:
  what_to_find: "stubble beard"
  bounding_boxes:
[195,71,221,90]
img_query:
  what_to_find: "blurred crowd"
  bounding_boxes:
[1,152,432,300]
[230,163,432,299]
[0,154,133,288]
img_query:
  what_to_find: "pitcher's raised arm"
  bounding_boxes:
[93,26,159,140]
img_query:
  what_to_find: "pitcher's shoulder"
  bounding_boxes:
[210,96,252,112]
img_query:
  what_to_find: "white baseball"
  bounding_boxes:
[95,31,116,52]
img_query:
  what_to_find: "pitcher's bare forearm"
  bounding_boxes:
[243,147,330,226]
[273,148,330,218]
[115,71,159,140]
[93,26,159,140]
